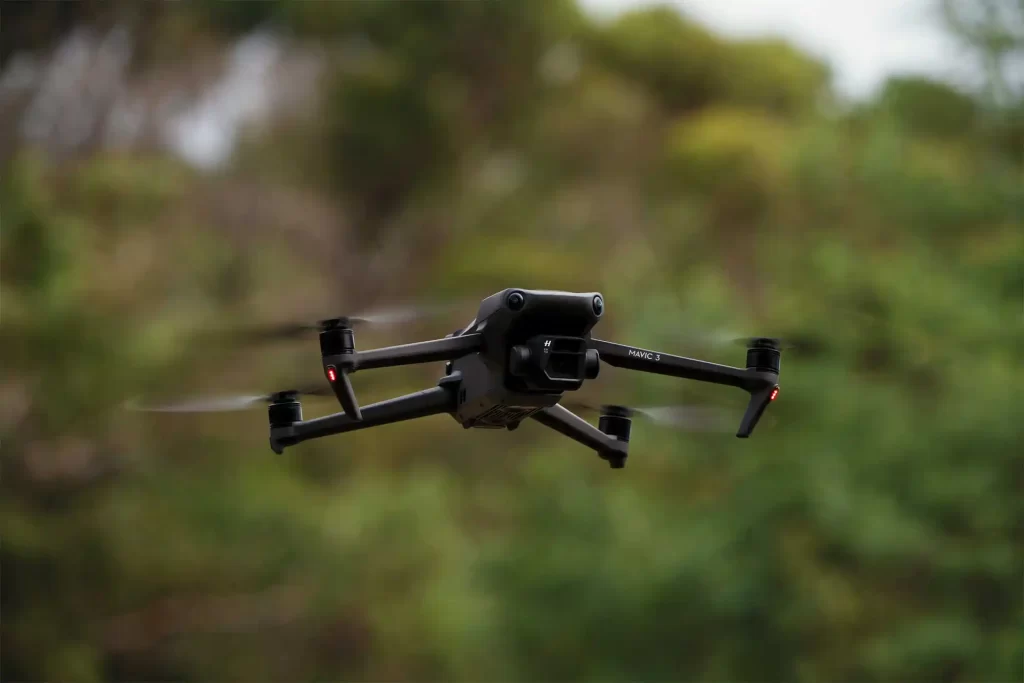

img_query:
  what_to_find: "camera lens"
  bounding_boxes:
[592,295,604,315]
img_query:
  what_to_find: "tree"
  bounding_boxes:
[940,0,1024,105]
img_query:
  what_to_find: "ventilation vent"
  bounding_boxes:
[473,404,540,428]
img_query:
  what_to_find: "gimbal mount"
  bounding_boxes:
[267,289,781,468]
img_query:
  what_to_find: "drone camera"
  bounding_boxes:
[544,337,585,378]
[508,335,595,391]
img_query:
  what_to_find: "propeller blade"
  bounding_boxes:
[243,323,323,343]
[124,395,274,413]
[631,405,737,432]
[559,400,753,433]
[670,298,904,359]
[346,303,460,326]
[672,327,835,357]
[726,336,812,352]
[197,301,471,346]
[125,384,335,413]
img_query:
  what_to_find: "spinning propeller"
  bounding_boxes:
[125,386,335,413]
[674,328,828,357]
[200,303,465,346]
[666,292,913,361]
[561,400,776,433]
[190,302,469,421]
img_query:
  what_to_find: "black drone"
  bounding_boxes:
[137,289,782,468]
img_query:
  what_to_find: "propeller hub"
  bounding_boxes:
[321,317,352,331]
[600,404,633,418]
[749,337,782,350]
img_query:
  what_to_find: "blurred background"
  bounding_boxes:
[2,0,1022,681]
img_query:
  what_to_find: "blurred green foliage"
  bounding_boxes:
[720,38,832,117]
[2,1,1023,682]
[878,76,979,138]
[591,6,730,112]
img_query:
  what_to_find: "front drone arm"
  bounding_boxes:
[352,333,483,371]
[588,339,756,388]
[588,338,779,438]
[322,332,483,421]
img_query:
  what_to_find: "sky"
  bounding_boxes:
[578,0,981,99]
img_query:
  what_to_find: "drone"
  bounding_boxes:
[134,289,782,468]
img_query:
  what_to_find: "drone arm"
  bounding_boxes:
[588,338,758,389]
[588,338,780,438]
[531,404,629,468]
[270,383,457,453]
[589,335,778,389]
[353,333,483,371]
[320,334,481,422]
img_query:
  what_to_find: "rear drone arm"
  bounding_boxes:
[588,338,779,438]
[269,376,460,454]
[321,333,483,420]
[531,404,630,468]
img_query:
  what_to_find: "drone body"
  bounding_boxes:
[266,289,782,468]
[448,289,603,429]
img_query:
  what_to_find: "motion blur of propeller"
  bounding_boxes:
[672,326,830,356]
[560,400,756,433]
[125,385,334,413]
[669,295,903,360]
[200,302,468,346]
[728,334,832,359]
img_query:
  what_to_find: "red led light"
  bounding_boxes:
[769,387,779,401]
[327,367,337,382]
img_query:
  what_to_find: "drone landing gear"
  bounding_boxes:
[532,404,630,468]
[319,319,363,419]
